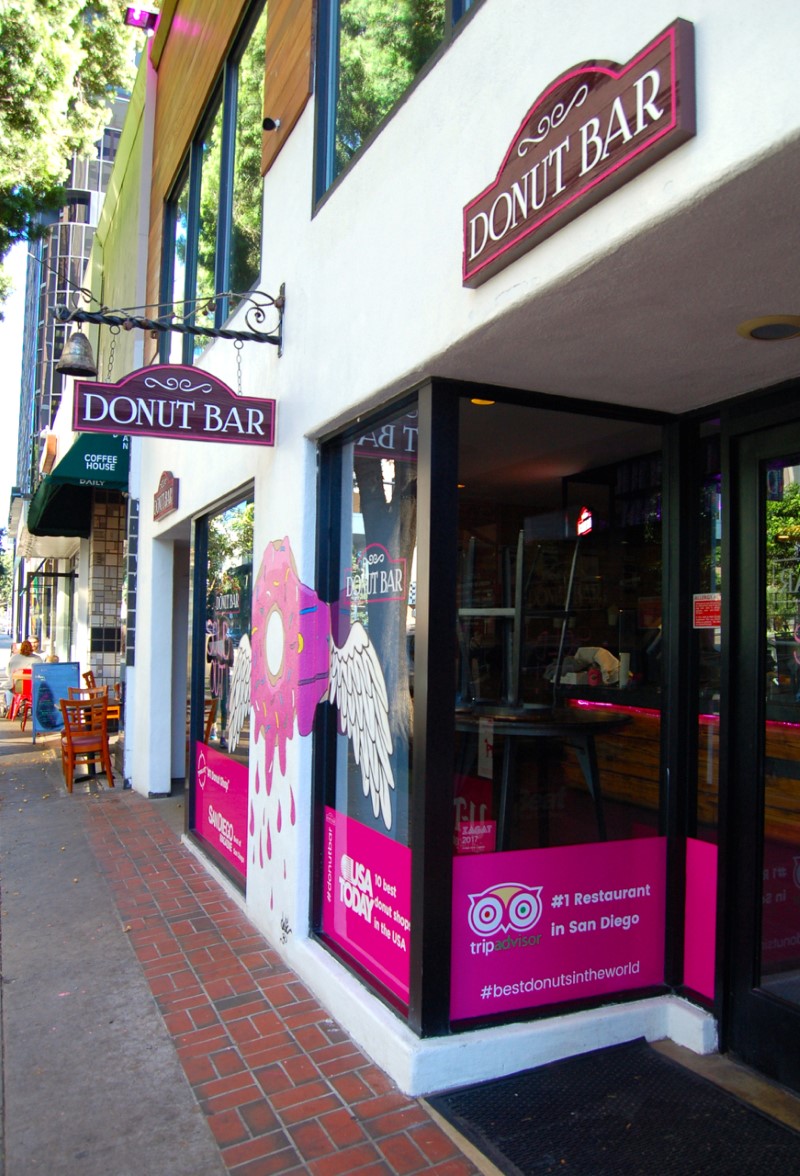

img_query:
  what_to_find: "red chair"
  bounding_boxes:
[9,669,32,729]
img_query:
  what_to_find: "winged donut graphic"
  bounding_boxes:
[226,537,395,834]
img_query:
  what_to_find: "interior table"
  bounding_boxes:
[456,705,631,849]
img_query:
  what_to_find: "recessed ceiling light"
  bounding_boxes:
[470,398,495,406]
[736,315,800,342]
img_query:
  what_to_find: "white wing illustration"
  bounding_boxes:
[328,622,395,830]
[227,633,252,752]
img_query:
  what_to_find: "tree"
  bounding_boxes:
[766,480,800,635]
[0,529,12,613]
[207,501,254,600]
[0,0,137,314]
[335,0,444,175]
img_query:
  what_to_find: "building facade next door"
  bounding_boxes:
[728,420,800,1091]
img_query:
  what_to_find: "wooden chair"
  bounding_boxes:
[81,672,121,722]
[69,685,109,701]
[68,686,117,724]
[60,697,115,792]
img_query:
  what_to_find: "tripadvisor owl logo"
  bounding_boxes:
[467,882,543,954]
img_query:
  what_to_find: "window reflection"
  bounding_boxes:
[163,2,266,361]
[169,173,189,363]
[334,0,445,179]
[319,404,417,1007]
[230,5,267,294]
[194,101,224,355]
[204,499,253,765]
[332,406,418,844]
[761,457,800,999]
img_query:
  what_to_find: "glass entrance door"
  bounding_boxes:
[728,423,800,1090]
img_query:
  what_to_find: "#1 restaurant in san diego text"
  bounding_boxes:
[99,0,800,1096]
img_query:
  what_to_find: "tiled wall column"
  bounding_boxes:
[88,491,126,688]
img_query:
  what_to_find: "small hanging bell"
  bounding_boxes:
[55,329,98,377]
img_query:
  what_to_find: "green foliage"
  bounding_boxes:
[194,104,223,347]
[0,531,12,610]
[229,5,267,294]
[230,501,255,558]
[335,0,445,174]
[193,4,266,340]
[766,481,800,634]
[765,481,800,549]
[0,0,137,309]
[207,502,254,596]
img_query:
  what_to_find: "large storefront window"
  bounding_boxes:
[317,388,671,1030]
[315,1,480,196]
[761,456,800,1000]
[194,100,225,350]
[190,496,253,885]
[320,402,417,1007]
[163,1,266,363]
[726,410,800,1092]
[450,398,667,1021]
[167,171,189,363]
[230,12,268,294]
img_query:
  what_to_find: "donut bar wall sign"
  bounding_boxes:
[73,364,276,446]
[462,19,695,287]
[153,471,179,521]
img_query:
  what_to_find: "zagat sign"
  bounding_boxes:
[73,364,276,446]
[463,19,695,287]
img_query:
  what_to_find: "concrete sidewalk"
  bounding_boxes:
[0,719,482,1176]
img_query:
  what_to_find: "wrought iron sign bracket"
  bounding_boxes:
[55,285,286,355]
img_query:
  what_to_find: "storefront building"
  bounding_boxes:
[7,89,133,685]
[72,0,800,1096]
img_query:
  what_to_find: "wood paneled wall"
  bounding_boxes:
[261,0,314,175]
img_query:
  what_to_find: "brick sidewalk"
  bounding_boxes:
[83,789,481,1176]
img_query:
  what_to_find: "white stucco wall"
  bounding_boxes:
[124,0,800,1091]
[258,0,800,416]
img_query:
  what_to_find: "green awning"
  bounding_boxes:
[49,432,129,489]
[26,479,92,538]
[26,434,129,538]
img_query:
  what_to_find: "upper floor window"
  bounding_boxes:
[163,2,267,362]
[315,0,478,199]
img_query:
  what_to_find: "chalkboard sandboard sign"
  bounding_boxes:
[32,662,81,738]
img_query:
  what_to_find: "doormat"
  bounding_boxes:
[426,1039,800,1175]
